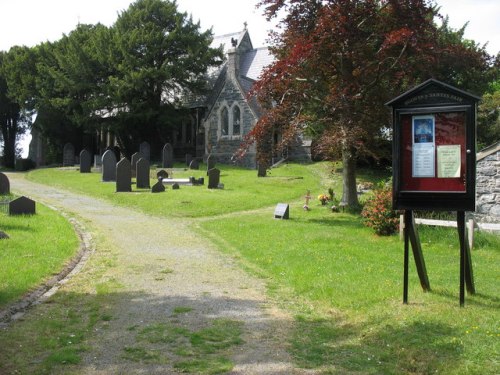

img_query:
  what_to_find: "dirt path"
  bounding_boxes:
[6,173,313,374]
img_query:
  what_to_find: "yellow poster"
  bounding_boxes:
[437,145,461,178]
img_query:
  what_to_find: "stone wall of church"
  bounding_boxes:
[475,149,500,223]
[205,78,257,168]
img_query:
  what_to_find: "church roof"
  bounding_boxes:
[240,47,273,81]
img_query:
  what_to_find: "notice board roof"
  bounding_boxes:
[386,79,481,108]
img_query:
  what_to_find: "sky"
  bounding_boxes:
[1,0,498,157]
[0,0,499,54]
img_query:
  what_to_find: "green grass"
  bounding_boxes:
[198,200,500,374]
[26,163,322,218]
[0,203,79,307]
[4,162,500,374]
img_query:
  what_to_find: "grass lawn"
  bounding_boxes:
[0,201,79,308]
[9,162,500,374]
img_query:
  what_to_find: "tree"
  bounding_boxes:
[0,47,35,168]
[106,0,223,156]
[246,0,493,207]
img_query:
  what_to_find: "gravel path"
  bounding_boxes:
[6,173,315,374]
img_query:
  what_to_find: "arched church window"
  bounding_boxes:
[232,106,241,135]
[221,107,229,136]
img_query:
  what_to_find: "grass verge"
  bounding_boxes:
[0,202,79,308]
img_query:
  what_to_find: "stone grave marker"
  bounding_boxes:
[94,154,102,169]
[207,154,216,175]
[162,143,173,168]
[63,143,75,166]
[102,149,117,182]
[157,170,168,179]
[258,163,267,177]
[0,172,10,195]
[79,149,91,173]
[116,158,132,192]
[172,182,180,190]
[9,196,36,215]
[185,153,193,167]
[131,152,143,178]
[207,168,220,189]
[151,178,166,193]
[189,159,199,170]
[136,158,150,189]
[139,141,151,161]
[274,203,289,219]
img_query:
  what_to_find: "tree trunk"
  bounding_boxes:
[1,117,17,169]
[341,145,359,208]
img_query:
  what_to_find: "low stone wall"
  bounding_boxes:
[475,149,500,223]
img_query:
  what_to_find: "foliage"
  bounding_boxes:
[361,184,399,235]
[0,48,34,168]
[243,0,495,208]
[477,89,500,149]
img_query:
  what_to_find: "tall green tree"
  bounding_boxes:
[34,24,114,155]
[107,0,223,156]
[247,0,493,207]
[0,47,36,168]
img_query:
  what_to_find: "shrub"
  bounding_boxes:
[361,185,399,235]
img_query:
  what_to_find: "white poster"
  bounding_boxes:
[412,115,435,178]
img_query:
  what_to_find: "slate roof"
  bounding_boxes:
[185,29,274,110]
[240,47,274,81]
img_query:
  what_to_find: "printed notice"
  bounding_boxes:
[437,145,461,178]
[412,115,435,177]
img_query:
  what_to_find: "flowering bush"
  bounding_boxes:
[361,186,399,235]
[318,194,330,205]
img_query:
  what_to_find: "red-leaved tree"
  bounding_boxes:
[241,0,493,207]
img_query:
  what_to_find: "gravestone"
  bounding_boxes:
[102,149,117,182]
[0,172,10,195]
[258,163,267,177]
[185,153,193,167]
[136,158,150,189]
[116,158,132,192]
[9,196,36,215]
[94,154,102,169]
[207,168,220,189]
[79,149,91,173]
[139,141,151,161]
[131,152,143,178]
[189,159,199,170]
[151,178,165,193]
[172,183,180,190]
[274,203,289,219]
[157,170,168,179]
[162,143,173,168]
[207,154,216,175]
[0,231,9,239]
[63,143,75,166]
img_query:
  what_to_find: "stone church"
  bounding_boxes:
[182,26,311,168]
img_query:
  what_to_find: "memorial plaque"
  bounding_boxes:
[116,158,132,192]
[136,158,151,189]
[79,149,91,173]
[274,203,289,219]
[131,152,143,178]
[189,159,199,170]
[102,150,117,181]
[162,143,173,168]
[139,141,151,161]
[207,168,220,189]
[63,143,75,166]
[0,172,10,195]
[9,196,36,215]
[151,179,165,193]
